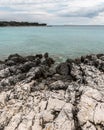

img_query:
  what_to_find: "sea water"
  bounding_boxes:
[0,26,104,59]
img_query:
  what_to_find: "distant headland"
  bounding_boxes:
[0,21,47,27]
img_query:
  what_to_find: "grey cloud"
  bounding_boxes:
[0,0,104,24]
[58,4,104,18]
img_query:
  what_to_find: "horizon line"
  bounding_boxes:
[0,21,104,26]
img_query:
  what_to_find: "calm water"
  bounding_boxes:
[0,26,104,59]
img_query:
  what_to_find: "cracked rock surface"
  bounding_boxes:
[0,53,104,130]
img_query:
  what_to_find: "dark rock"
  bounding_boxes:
[85,54,97,61]
[48,67,56,76]
[99,62,104,71]
[44,52,49,59]
[75,58,81,64]
[93,59,101,68]
[83,58,89,64]
[7,76,17,85]
[25,55,36,61]
[19,61,36,73]
[81,56,85,63]
[17,73,26,81]
[97,54,104,59]
[5,60,16,66]
[35,54,43,59]
[0,60,4,64]
[7,54,26,64]
[30,81,39,92]
[1,53,104,92]
[99,56,104,61]
[8,54,21,60]
[90,55,97,61]
[26,67,44,80]
[56,62,71,76]
[30,86,37,92]
[9,66,18,75]
[0,64,7,71]
[42,57,55,67]
[66,59,74,64]
[0,78,10,87]
[86,55,92,60]
[35,58,41,66]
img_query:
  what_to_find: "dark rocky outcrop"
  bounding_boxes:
[1,53,104,90]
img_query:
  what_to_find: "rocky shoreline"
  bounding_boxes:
[0,53,104,130]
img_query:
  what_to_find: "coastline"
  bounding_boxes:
[0,53,104,129]
[0,21,47,27]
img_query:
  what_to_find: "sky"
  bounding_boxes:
[0,0,104,25]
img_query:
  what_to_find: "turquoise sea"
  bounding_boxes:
[0,26,104,59]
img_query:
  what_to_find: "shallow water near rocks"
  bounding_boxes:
[0,26,104,60]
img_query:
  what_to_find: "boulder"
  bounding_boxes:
[19,61,36,73]
[56,62,71,76]
[97,54,104,59]
[42,57,55,67]
[6,54,26,64]
[25,55,36,61]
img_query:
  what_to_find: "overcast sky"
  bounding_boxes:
[0,0,104,25]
